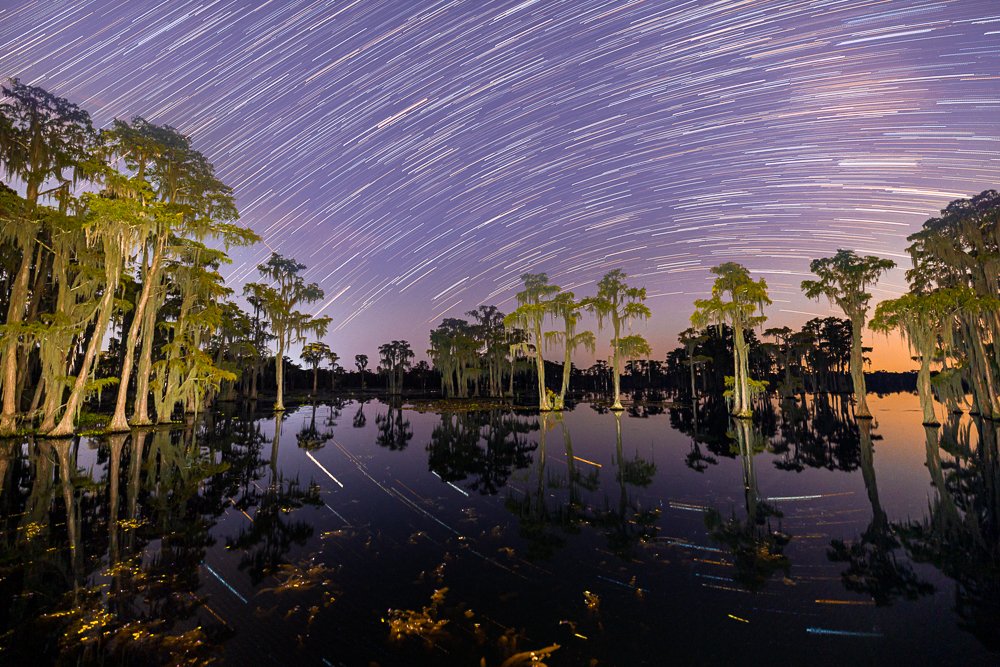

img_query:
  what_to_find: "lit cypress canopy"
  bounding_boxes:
[545,292,595,411]
[104,117,257,431]
[802,249,895,419]
[505,273,560,411]
[870,288,984,426]
[905,190,1000,420]
[692,262,771,418]
[0,79,97,436]
[582,270,651,412]
[245,253,331,412]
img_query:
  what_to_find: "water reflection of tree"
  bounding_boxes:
[226,412,322,584]
[592,411,660,559]
[0,403,337,662]
[505,412,566,560]
[427,411,537,495]
[0,429,231,663]
[297,400,334,450]
[2,440,77,652]
[770,394,861,473]
[325,397,345,427]
[140,428,230,633]
[828,419,932,605]
[376,402,414,451]
[705,419,791,590]
[894,419,1000,648]
[504,411,610,561]
[670,395,732,470]
[352,397,369,428]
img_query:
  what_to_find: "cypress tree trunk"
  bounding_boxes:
[916,347,938,425]
[611,317,622,411]
[557,338,572,411]
[732,327,752,418]
[849,315,871,419]
[534,319,549,411]
[0,247,33,436]
[110,243,164,431]
[275,335,286,411]
[968,329,998,419]
[132,290,159,425]
[47,283,117,437]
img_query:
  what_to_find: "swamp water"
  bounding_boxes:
[1,393,997,665]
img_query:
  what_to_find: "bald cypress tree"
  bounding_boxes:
[245,253,330,411]
[545,292,595,411]
[0,79,96,435]
[871,288,975,426]
[905,191,1000,419]
[802,250,895,419]
[582,270,651,411]
[302,341,332,396]
[505,273,560,411]
[692,263,771,418]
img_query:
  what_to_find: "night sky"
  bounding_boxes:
[2,0,998,369]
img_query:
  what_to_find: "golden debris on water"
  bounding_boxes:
[497,643,561,667]
[386,587,450,645]
[116,517,147,531]
[21,521,44,540]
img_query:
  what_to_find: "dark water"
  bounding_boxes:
[1,393,998,666]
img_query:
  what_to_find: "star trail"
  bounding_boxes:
[1,0,998,368]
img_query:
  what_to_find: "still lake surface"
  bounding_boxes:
[1,393,998,666]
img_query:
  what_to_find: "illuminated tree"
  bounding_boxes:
[582,270,651,411]
[0,79,96,435]
[105,117,255,430]
[692,263,771,418]
[427,319,478,398]
[244,253,330,411]
[45,185,144,436]
[467,305,508,398]
[545,293,595,411]
[870,288,975,425]
[150,242,236,424]
[505,273,560,411]
[802,250,895,419]
[906,190,1000,419]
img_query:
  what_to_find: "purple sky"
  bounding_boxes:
[2,1,998,369]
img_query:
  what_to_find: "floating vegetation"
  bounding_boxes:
[116,517,148,531]
[259,561,336,596]
[386,587,450,645]
[405,398,511,413]
[20,521,44,540]
[497,643,561,667]
[38,586,221,665]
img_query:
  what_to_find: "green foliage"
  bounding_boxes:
[246,253,330,409]
[691,262,770,332]
[801,249,895,320]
